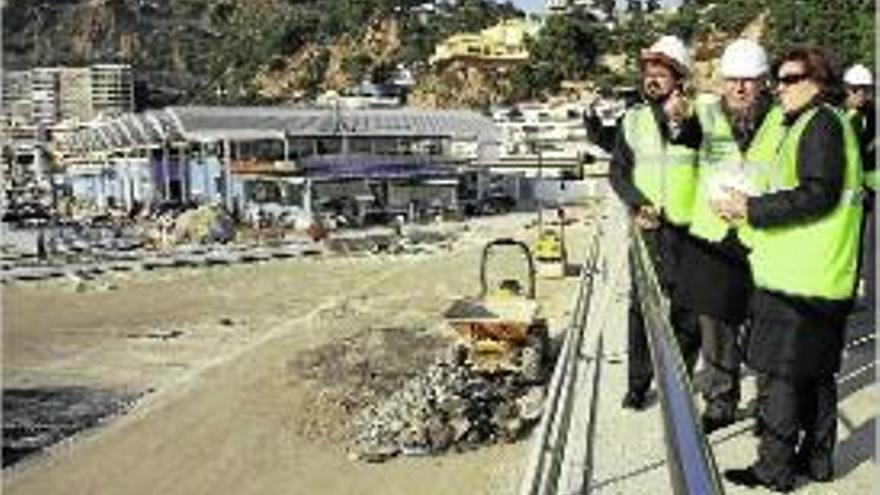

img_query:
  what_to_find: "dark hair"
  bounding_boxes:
[772,45,843,102]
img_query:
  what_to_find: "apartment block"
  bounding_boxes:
[90,64,134,119]
[2,70,34,126]
[1,64,134,128]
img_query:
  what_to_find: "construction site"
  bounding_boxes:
[1,0,875,492]
[1,183,875,494]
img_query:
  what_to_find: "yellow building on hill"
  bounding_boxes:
[429,19,540,65]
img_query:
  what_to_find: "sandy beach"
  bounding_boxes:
[2,208,597,495]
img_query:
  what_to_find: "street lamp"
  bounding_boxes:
[523,124,543,231]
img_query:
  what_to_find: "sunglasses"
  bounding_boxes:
[775,73,809,86]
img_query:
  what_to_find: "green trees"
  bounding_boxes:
[3,0,872,106]
[665,0,874,69]
[203,0,297,103]
[509,14,608,100]
[764,0,875,67]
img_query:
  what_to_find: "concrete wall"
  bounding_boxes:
[533,177,603,205]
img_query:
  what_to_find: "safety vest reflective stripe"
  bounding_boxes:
[842,188,864,205]
[748,105,864,300]
[623,104,697,226]
[633,155,698,166]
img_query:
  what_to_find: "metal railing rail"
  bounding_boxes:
[631,228,725,495]
[518,213,603,495]
[518,194,724,495]
[518,194,633,495]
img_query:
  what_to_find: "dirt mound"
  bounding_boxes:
[171,205,234,244]
[287,326,448,441]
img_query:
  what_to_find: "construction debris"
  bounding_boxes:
[287,323,548,461]
[351,356,544,462]
[171,204,235,245]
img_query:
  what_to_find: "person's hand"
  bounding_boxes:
[633,205,661,230]
[711,188,748,224]
[663,87,691,127]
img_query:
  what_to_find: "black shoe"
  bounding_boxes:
[753,417,765,437]
[621,390,647,410]
[724,467,793,493]
[794,455,834,482]
[701,414,734,435]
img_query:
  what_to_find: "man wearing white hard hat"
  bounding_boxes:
[609,34,701,410]
[843,63,875,314]
[677,38,786,436]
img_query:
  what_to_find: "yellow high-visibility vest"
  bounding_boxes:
[749,105,863,299]
[622,104,698,226]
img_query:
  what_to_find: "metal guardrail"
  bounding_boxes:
[518,195,725,495]
[518,219,603,495]
[520,192,875,495]
[631,229,725,495]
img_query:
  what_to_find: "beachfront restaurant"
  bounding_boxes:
[54,106,501,222]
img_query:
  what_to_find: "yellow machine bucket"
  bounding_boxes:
[445,296,540,345]
[442,239,549,379]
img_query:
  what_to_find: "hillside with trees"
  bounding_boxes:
[3,0,521,107]
[2,0,874,109]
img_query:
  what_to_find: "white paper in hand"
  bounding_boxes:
[707,168,758,202]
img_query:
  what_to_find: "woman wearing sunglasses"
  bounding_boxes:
[713,46,864,492]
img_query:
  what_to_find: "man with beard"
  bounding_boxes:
[677,38,785,434]
[609,35,701,410]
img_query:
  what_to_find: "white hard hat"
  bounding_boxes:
[844,64,873,86]
[719,38,768,79]
[642,35,691,76]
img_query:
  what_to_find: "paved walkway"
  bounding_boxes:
[521,192,876,495]
[581,217,876,494]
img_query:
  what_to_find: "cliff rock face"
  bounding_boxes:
[409,63,511,110]
[5,1,413,106]
[3,0,524,109]
[5,0,139,67]
[253,16,403,102]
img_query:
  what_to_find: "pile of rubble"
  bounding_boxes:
[351,356,544,462]
[168,204,234,245]
[324,225,461,256]
[288,325,547,462]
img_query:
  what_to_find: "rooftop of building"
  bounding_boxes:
[58,106,502,154]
